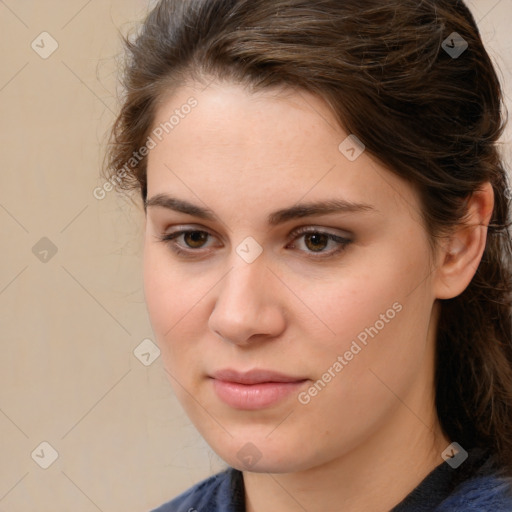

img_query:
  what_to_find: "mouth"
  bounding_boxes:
[209,369,309,410]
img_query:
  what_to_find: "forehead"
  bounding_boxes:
[146,81,420,225]
[150,81,338,167]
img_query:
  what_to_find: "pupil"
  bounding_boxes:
[306,233,328,252]
[185,231,207,248]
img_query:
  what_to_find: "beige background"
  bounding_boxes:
[0,1,511,511]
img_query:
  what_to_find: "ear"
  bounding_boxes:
[433,182,494,300]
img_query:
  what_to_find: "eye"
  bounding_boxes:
[157,229,218,256]
[303,232,330,252]
[180,230,209,249]
[156,226,352,259]
[286,227,352,257]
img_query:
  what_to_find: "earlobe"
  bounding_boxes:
[433,182,494,300]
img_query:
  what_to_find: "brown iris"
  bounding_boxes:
[304,233,329,252]
[184,231,208,248]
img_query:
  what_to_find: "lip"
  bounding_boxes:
[210,369,308,410]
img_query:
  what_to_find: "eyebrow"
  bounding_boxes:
[145,193,376,226]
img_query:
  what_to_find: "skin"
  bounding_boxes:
[143,80,493,512]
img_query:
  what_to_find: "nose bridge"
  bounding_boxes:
[220,253,268,310]
[208,251,285,344]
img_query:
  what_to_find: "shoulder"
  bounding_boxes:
[149,468,244,512]
[435,473,512,511]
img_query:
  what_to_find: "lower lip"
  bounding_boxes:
[212,379,307,410]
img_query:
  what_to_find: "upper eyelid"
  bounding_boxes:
[158,226,353,264]
[162,226,352,250]
[162,225,352,240]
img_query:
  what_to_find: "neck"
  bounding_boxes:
[243,394,450,512]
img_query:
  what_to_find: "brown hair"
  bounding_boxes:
[104,0,512,475]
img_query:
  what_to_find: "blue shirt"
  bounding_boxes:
[151,448,512,511]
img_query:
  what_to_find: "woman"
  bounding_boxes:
[104,0,512,510]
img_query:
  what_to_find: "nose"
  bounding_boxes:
[208,257,287,346]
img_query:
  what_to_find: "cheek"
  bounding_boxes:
[143,246,191,346]
[143,247,173,332]
[311,271,408,340]
[142,244,214,369]
[337,287,432,407]
[305,240,433,370]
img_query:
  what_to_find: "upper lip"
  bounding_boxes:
[211,368,307,385]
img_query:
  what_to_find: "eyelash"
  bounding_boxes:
[156,226,352,260]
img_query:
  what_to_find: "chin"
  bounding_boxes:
[204,433,319,474]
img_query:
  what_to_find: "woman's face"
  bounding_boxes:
[143,80,443,473]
